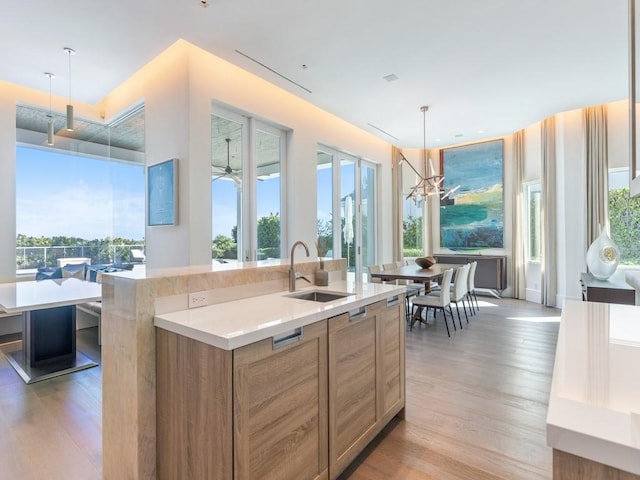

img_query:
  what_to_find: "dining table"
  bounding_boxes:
[370,263,459,290]
[0,277,101,384]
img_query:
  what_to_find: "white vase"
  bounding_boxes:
[586,227,619,280]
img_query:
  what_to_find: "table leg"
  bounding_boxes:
[6,306,97,384]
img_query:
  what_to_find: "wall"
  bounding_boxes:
[99,40,395,269]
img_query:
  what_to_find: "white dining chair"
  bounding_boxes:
[411,268,455,336]
[467,261,479,314]
[449,263,470,327]
[388,261,423,321]
[368,264,383,283]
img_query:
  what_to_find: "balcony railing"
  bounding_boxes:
[16,244,145,271]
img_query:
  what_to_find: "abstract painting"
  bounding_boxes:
[439,139,504,249]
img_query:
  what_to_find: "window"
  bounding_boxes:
[212,109,286,262]
[526,183,541,262]
[609,169,640,265]
[316,146,377,281]
[316,152,333,258]
[15,105,145,272]
[403,197,423,258]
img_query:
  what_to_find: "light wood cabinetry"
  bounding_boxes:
[233,320,328,480]
[379,295,405,422]
[328,296,405,479]
[156,328,233,480]
[156,293,404,480]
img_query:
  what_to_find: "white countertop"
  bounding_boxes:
[154,281,405,350]
[546,299,640,475]
[0,278,102,313]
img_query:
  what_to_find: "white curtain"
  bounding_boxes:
[584,105,609,244]
[541,117,557,307]
[392,146,403,262]
[511,130,526,299]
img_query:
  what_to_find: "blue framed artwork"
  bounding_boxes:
[439,140,504,249]
[147,158,178,226]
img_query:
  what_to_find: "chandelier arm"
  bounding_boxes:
[398,152,426,180]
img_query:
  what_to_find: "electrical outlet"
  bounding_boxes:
[188,291,209,308]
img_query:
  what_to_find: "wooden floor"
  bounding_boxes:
[340,296,560,480]
[0,297,560,480]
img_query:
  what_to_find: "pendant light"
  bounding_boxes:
[45,72,55,146]
[400,106,444,201]
[64,47,75,131]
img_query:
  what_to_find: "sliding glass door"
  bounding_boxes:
[317,146,377,281]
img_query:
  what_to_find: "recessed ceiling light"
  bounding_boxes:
[383,73,398,82]
[478,129,485,134]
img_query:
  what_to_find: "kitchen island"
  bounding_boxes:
[547,300,640,479]
[154,280,406,480]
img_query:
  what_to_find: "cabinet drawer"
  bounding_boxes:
[233,320,328,480]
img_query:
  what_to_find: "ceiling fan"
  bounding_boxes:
[212,138,242,185]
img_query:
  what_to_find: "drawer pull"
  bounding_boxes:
[272,327,303,349]
[387,296,400,307]
[349,306,367,322]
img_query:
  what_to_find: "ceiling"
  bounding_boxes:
[1,0,630,149]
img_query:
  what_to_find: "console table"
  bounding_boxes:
[0,278,101,383]
[580,271,635,306]
[433,254,506,291]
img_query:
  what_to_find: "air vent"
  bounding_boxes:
[383,73,399,82]
[367,123,399,141]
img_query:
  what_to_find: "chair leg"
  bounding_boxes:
[454,302,463,329]
[411,305,424,330]
[473,290,479,311]
[405,297,410,322]
[449,305,457,331]
[462,298,469,323]
[467,293,475,315]
[441,307,450,337]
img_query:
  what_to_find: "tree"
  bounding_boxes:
[212,235,236,259]
[609,187,640,265]
[257,213,280,258]
[316,218,332,257]
[403,215,422,249]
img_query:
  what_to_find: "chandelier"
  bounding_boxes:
[400,106,458,202]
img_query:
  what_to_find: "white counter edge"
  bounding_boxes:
[546,300,640,475]
[154,282,406,350]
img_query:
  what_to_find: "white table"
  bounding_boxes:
[547,300,640,478]
[0,278,102,384]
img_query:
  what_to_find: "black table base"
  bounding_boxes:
[5,305,98,384]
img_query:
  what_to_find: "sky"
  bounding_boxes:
[16,146,145,240]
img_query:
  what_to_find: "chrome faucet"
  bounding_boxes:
[289,241,311,292]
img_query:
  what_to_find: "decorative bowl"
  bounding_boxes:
[415,256,436,269]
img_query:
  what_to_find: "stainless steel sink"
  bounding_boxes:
[286,290,351,302]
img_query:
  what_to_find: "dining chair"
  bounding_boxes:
[388,261,423,321]
[411,268,454,336]
[368,264,383,283]
[467,261,479,314]
[449,263,470,327]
